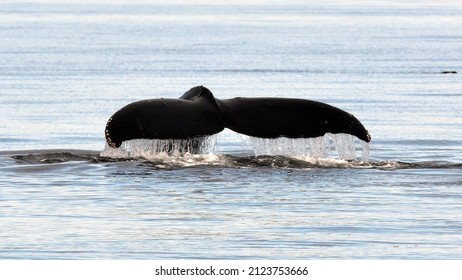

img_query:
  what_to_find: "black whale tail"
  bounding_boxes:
[104,86,371,150]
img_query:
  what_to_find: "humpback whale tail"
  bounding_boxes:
[104,86,370,156]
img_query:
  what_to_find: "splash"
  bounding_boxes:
[100,135,217,159]
[243,133,370,161]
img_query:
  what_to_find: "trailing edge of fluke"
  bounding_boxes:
[105,86,371,149]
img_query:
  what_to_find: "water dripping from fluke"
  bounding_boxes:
[242,133,370,162]
[100,135,218,159]
[98,133,371,168]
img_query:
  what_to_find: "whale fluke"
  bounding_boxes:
[104,86,371,150]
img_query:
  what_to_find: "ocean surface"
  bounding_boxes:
[0,0,461,259]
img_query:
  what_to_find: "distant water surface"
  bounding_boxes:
[0,0,461,259]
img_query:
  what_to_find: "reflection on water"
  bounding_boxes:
[1,150,461,259]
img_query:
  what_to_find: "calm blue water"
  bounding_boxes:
[0,0,461,259]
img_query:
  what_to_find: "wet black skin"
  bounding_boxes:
[216,97,371,142]
[105,86,370,148]
[105,86,224,148]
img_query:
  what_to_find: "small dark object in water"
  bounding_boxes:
[441,71,457,74]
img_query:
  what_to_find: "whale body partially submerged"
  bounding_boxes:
[105,86,371,149]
